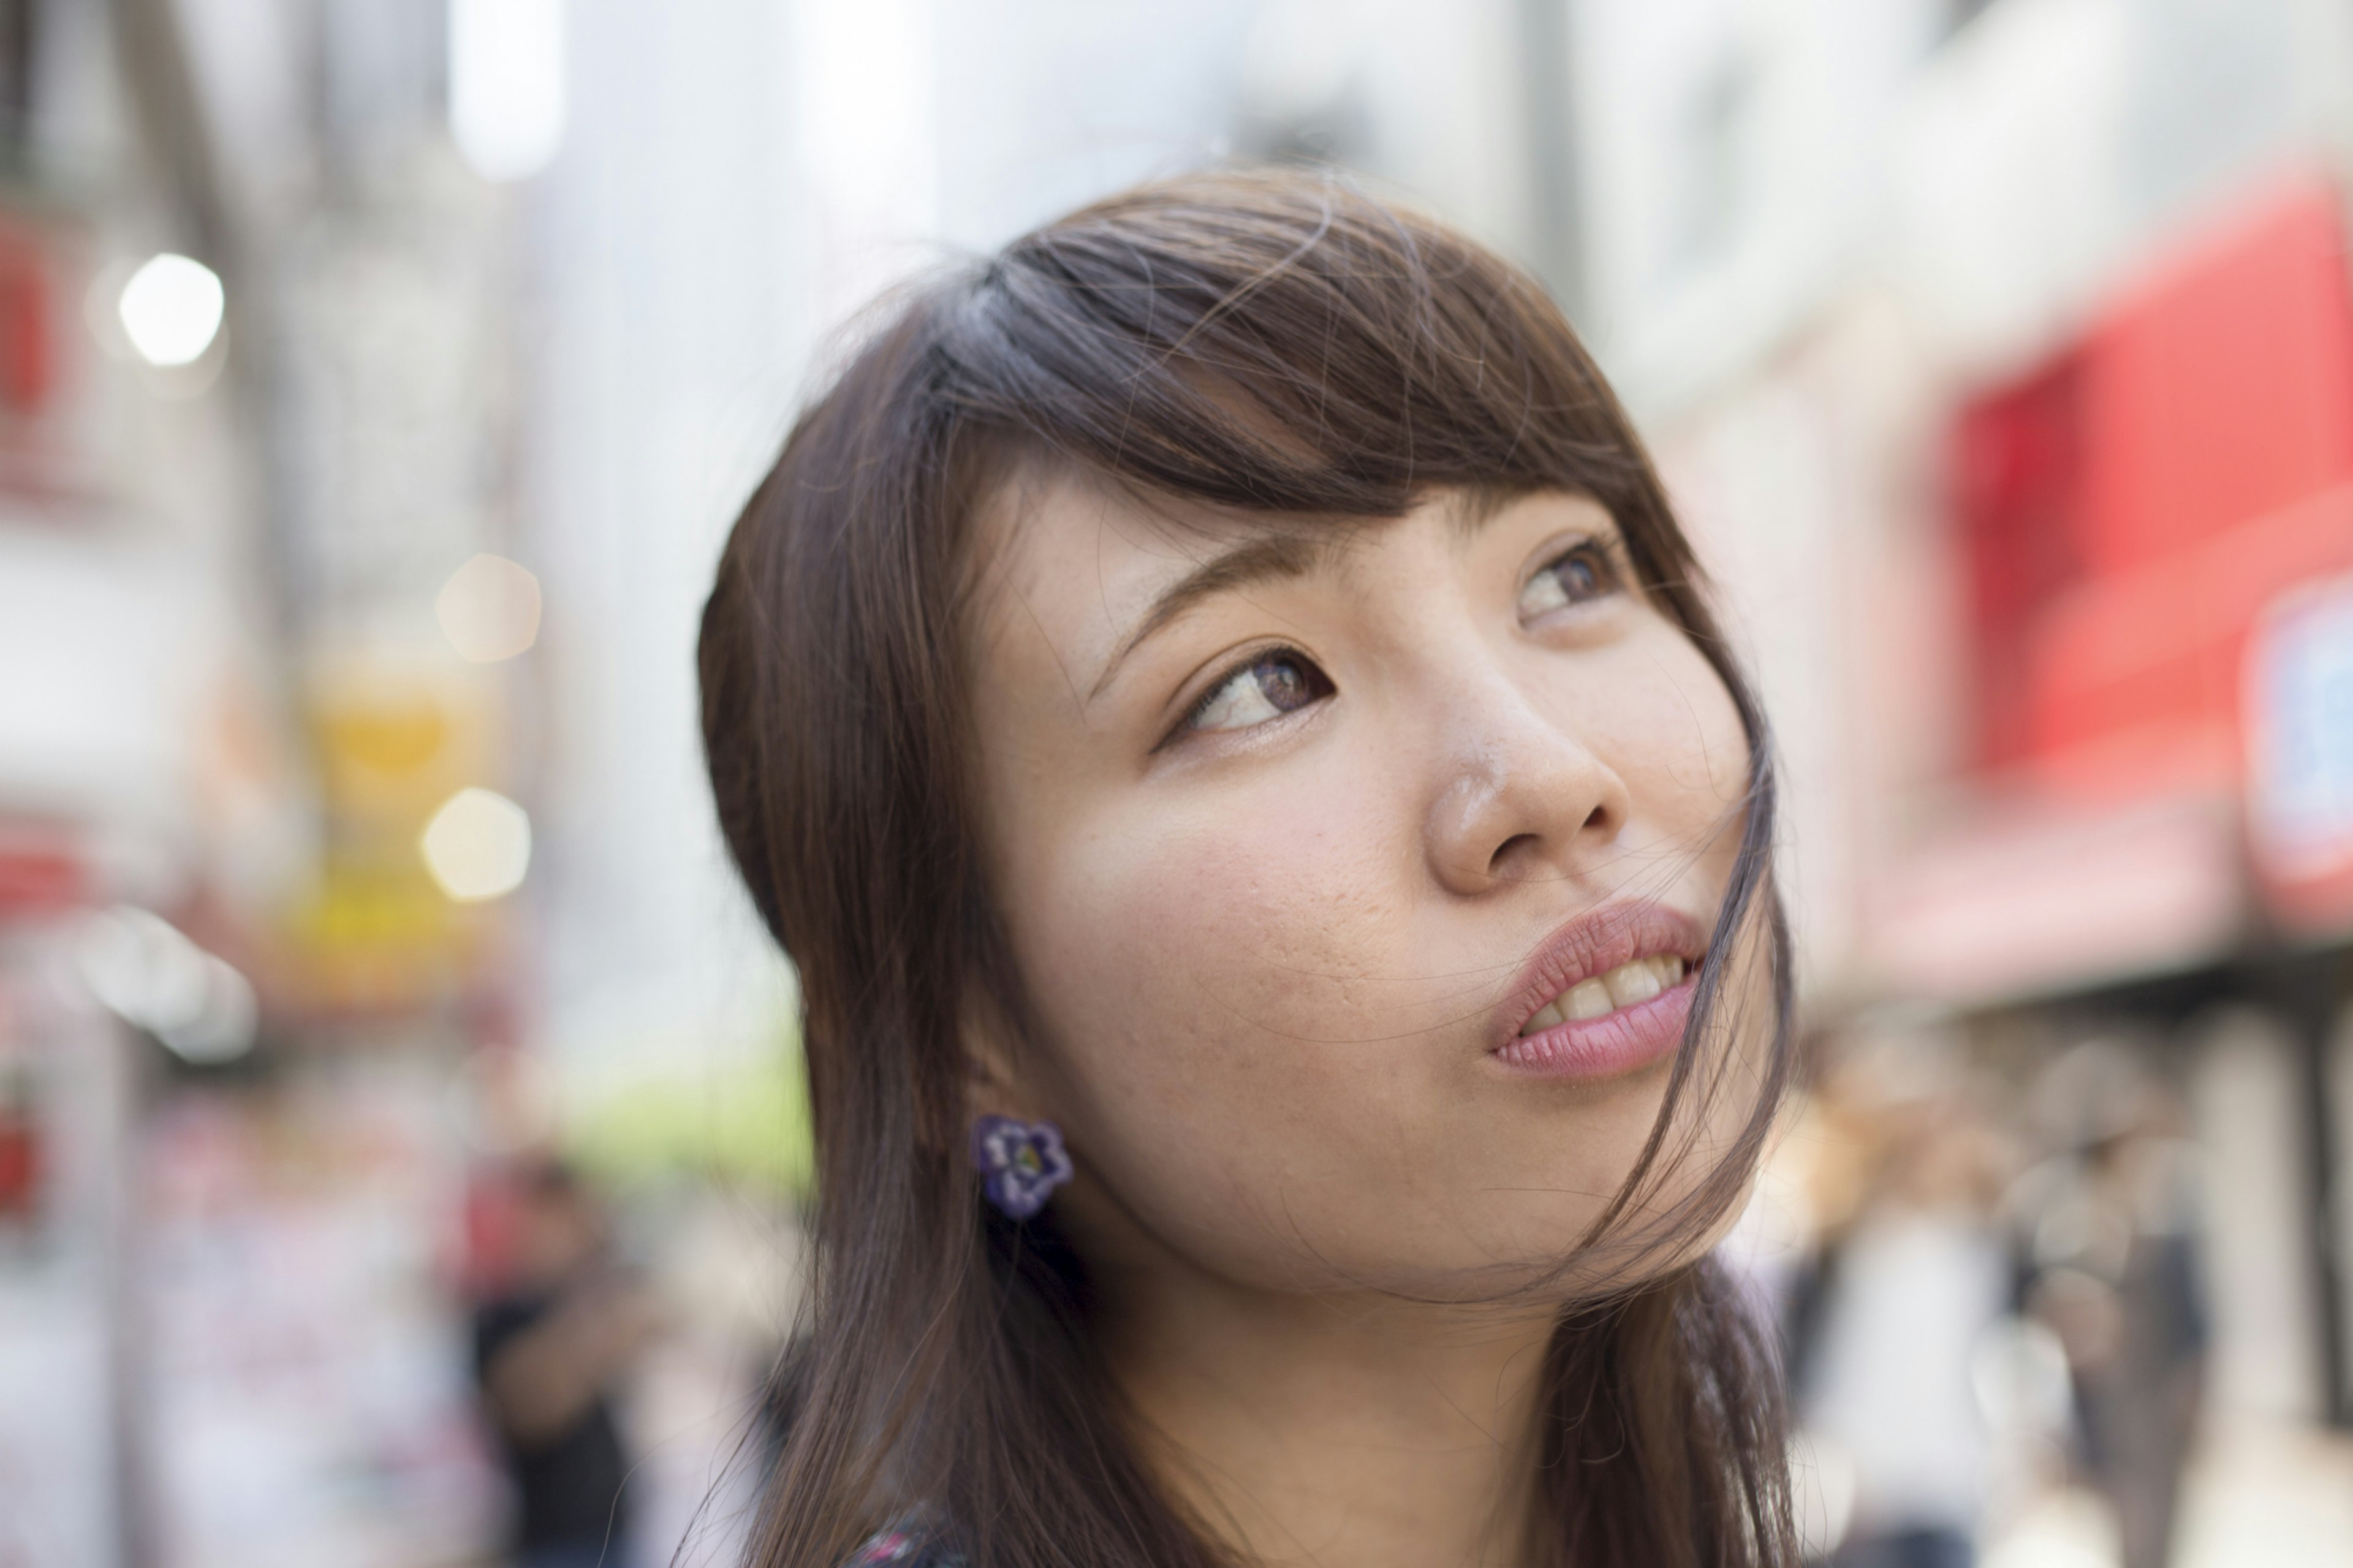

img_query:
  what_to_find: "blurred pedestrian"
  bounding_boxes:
[472,1159,657,1568]
[1796,1070,2014,1568]
[2014,1045,2208,1568]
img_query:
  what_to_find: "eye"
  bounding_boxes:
[1185,649,1333,734]
[1517,540,1623,619]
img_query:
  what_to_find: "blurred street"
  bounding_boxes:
[2,2,2352,1566]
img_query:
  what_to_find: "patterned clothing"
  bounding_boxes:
[846,1516,964,1567]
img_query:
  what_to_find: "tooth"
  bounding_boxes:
[1604,960,1661,1009]
[1653,955,1685,985]
[1520,1000,1565,1036]
[1564,978,1613,1020]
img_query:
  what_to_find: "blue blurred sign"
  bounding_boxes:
[2248,576,2353,885]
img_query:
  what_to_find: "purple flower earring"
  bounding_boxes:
[970,1115,1073,1219]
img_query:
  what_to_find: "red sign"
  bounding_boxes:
[0,824,81,918]
[1952,175,2353,803]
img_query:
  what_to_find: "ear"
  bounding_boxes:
[960,982,1053,1127]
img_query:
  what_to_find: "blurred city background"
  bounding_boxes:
[2,1,2352,1566]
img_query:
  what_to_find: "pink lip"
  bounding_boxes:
[1487,903,1706,1081]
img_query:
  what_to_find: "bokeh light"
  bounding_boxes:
[420,786,532,902]
[449,0,567,182]
[75,907,257,1064]
[115,254,224,368]
[434,553,542,664]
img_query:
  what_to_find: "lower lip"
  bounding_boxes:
[1490,977,1694,1081]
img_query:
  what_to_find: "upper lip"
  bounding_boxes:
[1490,901,1707,1048]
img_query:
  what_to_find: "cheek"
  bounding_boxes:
[1009,758,1398,1092]
[1589,629,1751,870]
[994,754,1444,1265]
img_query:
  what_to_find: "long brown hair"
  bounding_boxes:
[700,168,1798,1567]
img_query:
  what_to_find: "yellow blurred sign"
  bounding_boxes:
[285,658,509,1016]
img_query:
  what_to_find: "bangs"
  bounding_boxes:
[931,170,1661,531]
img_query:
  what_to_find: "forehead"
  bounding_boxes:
[967,466,1298,661]
[977,463,1298,584]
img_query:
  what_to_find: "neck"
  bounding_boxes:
[1098,1261,1558,1568]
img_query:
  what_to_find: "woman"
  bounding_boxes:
[700,169,1796,1568]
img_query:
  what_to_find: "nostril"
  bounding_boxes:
[1488,832,1538,877]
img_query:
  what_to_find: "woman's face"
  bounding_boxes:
[964,476,1759,1299]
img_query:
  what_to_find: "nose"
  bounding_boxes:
[1420,657,1631,898]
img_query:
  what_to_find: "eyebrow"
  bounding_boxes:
[1086,530,1332,703]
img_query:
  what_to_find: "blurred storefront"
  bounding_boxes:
[0,2,251,1555]
[1,5,495,1566]
[3,4,837,1565]
[1585,2,2353,1561]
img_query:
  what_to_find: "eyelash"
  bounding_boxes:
[1162,539,1627,746]
[1171,646,1332,743]
[1518,538,1625,615]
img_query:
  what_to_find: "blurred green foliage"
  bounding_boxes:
[564,1035,814,1200]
